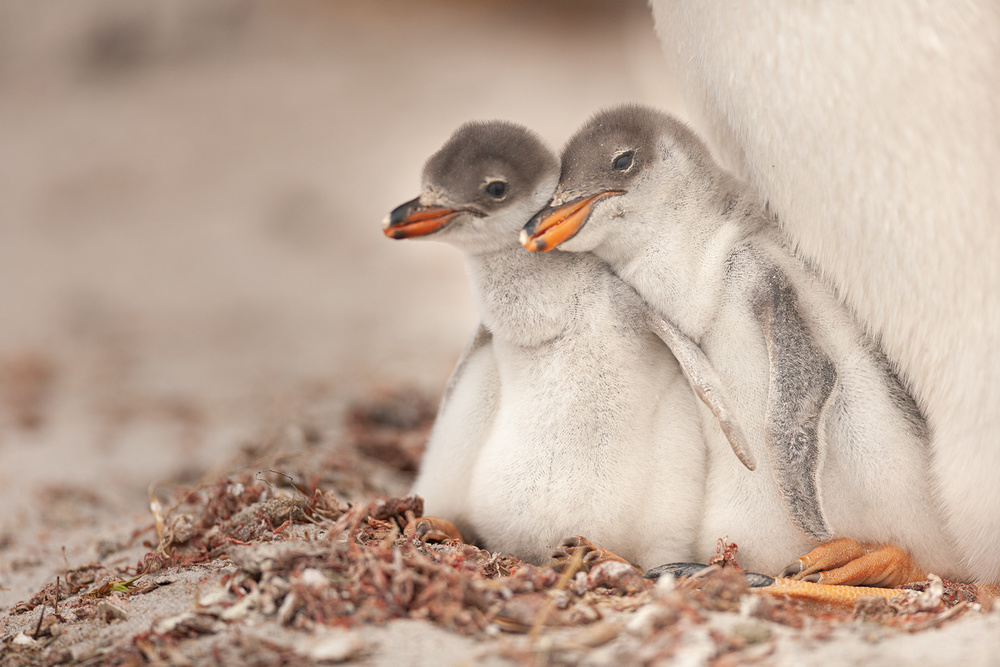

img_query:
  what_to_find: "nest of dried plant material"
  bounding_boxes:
[1,390,994,666]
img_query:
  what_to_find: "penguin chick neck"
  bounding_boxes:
[596,171,768,342]
[464,247,581,347]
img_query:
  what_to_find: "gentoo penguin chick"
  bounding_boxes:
[522,104,959,585]
[383,120,709,568]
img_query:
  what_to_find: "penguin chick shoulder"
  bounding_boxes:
[384,120,708,568]
[522,105,958,581]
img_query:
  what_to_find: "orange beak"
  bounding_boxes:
[520,191,620,252]
[383,197,461,239]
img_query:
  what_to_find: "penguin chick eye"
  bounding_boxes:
[485,180,508,199]
[612,151,634,171]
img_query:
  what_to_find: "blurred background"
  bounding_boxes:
[0,0,684,601]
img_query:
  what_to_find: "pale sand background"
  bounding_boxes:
[3,3,999,663]
[0,0,680,606]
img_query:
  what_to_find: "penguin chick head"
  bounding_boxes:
[521,104,713,254]
[384,121,558,255]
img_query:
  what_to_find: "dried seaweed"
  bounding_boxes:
[3,391,992,666]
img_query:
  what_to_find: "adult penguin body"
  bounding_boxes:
[650,2,1000,586]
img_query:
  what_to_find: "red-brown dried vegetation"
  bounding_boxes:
[2,390,990,666]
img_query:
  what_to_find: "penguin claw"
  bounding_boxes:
[546,535,633,572]
[779,560,805,578]
[405,516,463,543]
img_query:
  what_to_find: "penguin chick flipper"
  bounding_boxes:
[780,538,927,587]
[545,536,636,573]
[752,270,835,541]
[645,311,756,471]
[437,323,492,414]
[405,516,464,543]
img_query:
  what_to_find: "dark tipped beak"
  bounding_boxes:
[383,197,461,239]
[520,191,622,252]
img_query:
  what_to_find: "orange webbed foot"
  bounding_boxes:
[546,535,636,573]
[757,578,913,610]
[780,538,926,587]
[405,515,463,543]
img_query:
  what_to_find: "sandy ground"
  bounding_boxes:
[1,1,999,664]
